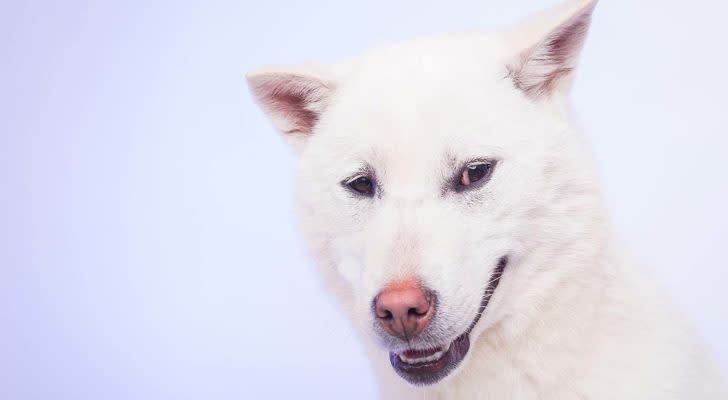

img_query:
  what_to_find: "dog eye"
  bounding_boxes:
[458,161,495,190]
[346,175,375,197]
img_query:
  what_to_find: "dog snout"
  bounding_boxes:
[374,279,435,340]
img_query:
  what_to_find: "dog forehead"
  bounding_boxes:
[348,32,509,79]
[339,34,511,110]
[320,34,525,149]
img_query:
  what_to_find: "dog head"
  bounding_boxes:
[247,0,603,386]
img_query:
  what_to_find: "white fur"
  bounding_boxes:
[247,0,727,398]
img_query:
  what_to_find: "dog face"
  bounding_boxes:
[248,0,601,386]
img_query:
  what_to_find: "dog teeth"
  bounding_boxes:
[400,350,444,364]
[441,342,451,353]
[399,347,448,364]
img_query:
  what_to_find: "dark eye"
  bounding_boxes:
[346,175,375,197]
[458,161,495,190]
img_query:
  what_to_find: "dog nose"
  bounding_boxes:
[374,280,435,340]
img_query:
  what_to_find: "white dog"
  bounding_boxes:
[247,0,727,398]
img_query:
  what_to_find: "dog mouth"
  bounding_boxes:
[388,256,508,386]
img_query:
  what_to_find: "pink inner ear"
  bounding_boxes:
[255,76,323,134]
[509,8,593,98]
[546,14,590,67]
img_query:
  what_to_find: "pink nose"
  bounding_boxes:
[374,280,435,340]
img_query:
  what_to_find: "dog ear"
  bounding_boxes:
[246,66,335,151]
[506,0,597,99]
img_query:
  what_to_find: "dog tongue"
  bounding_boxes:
[401,347,442,359]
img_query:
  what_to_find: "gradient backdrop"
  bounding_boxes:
[2,0,727,398]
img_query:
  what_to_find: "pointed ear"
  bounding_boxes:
[507,0,597,99]
[246,66,335,150]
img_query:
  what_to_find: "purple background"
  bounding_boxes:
[2,0,727,398]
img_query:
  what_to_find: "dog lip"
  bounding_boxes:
[388,256,508,386]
